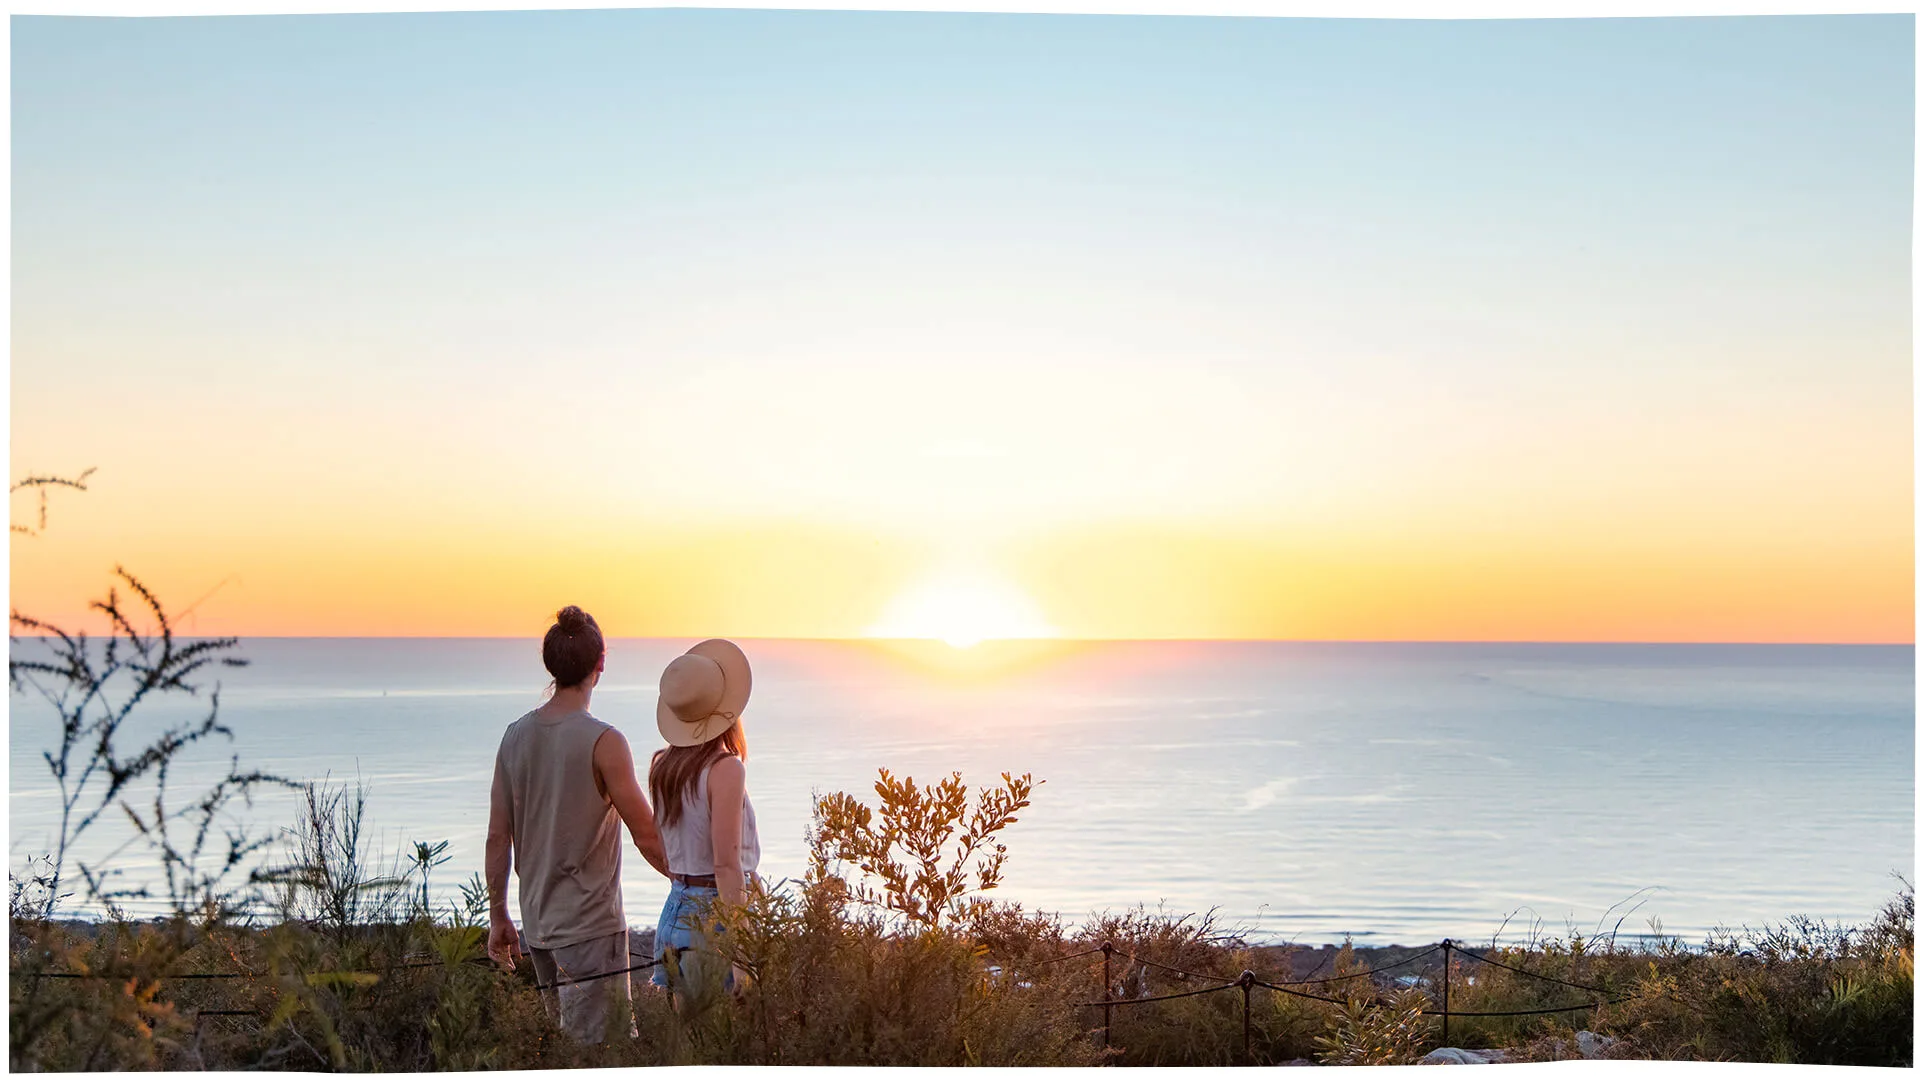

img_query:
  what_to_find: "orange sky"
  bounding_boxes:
[8,456,1911,643]
[10,12,1914,645]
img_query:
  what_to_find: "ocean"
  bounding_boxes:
[8,638,1913,946]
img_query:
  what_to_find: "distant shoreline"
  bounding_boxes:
[10,635,1917,647]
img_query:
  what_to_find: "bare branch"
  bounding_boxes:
[9,467,95,537]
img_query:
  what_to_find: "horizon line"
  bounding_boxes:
[14,633,1910,647]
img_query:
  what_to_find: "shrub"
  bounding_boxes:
[1315,986,1434,1065]
[806,769,1035,930]
[691,768,1099,1066]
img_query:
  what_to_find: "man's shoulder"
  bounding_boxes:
[501,707,616,752]
[578,710,620,738]
[497,709,543,746]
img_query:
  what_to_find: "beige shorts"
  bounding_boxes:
[528,929,637,1044]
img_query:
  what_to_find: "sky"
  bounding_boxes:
[9,10,1914,643]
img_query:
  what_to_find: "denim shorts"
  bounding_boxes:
[651,879,726,991]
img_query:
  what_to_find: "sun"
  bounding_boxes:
[863,568,1057,648]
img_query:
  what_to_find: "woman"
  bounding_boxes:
[648,638,759,996]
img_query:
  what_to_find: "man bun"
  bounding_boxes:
[555,605,592,635]
[543,606,604,689]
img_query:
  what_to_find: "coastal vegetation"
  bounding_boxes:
[9,761,1913,1069]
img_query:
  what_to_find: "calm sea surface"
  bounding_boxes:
[9,638,1913,945]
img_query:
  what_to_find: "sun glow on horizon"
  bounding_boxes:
[863,567,1058,649]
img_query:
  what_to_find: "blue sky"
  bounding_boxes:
[16,13,1909,366]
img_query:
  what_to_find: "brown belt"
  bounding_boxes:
[672,873,717,889]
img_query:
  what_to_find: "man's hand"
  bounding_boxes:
[488,915,522,970]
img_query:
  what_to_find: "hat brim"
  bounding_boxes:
[656,638,752,748]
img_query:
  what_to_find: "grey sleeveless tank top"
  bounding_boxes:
[495,707,626,949]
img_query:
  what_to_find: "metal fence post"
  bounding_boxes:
[1239,970,1255,1063]
[1101,941,1113,1052]
[1440,939,1452,1046]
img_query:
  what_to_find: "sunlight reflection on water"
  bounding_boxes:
[10,639,1912,945]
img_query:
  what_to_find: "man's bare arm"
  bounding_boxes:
[593,729,671,878]
[485,753,521,969]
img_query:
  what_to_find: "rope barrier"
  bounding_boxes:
[1279,944,1445,985]
[1121,953,1238,984]
[22,938,1634,1003]
[23,928,1658,1055]
[1027,945,1108,966]
[1074,980,1242,1008]
[19,947,658,984]
[1431,999,1631,1018]
[28,968,259,981]
[1076,941,1645,1034]
[1067,940,1442,993]
[31,955,670,1029]
[1249,976,1358,1007]
[22,956,491,981]
[1292,947,1338,984]
[1448,944,1619,996]
[531,957,661,992]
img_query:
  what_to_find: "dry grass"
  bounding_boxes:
[10,768,1911,1069]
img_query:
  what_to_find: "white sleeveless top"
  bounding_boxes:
[659,757,761,878]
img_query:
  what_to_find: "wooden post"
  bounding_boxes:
[1440,939,1452,1046]
[1240,970,1255,1063]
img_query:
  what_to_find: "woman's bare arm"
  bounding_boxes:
[707,754,748,909]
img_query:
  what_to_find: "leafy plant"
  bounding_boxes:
[408,840,451,919]
[807,769,1037,930]
[9,469,291,921]
[425,923,496,1070]
[11,567,291,919]
[1313,986,1434,1065]
[455,871,491,927]
[259,779,411,942]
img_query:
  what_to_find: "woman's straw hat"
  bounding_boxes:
[656,639,752,748]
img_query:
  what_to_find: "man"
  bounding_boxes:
[487,605,669,1043]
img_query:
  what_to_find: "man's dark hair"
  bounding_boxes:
[543,605,604,689]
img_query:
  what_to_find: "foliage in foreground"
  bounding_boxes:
[10,765,1913,1069]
